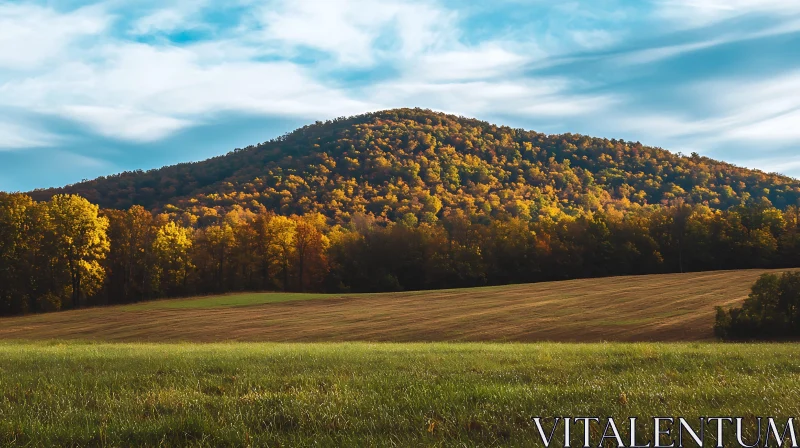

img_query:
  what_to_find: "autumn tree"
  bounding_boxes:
[292,214,329,292]
[268,216,296,291]
[44,195,110,309]
[193,223,235,293]
[103,206,158,304]
[153,221,194,296]
[0,193,35,314]
[251,211,278,289]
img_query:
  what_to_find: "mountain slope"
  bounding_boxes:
[29,108,800,223]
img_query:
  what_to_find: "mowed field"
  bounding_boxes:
[1,269,794,342]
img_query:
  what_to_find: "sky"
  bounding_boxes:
[1,0,799,192]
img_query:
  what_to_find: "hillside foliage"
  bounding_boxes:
[29,109,800,226]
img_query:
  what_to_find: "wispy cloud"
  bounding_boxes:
[593,70,800,176]
[256,0,457,66]
[0,120,57,149]
[654,0,800,27]
[370,77,617,121]
[569,29,619,50]
[0,3,108,70]
[614,18,800,65]
[61,106,191,142]
[746,155,800,175]
[1,39,374,141]
[703,72,800,143]
[402,43,536,82]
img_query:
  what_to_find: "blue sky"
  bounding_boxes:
[1,0,800,192]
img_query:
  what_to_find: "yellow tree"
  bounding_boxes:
[152,221,194,296]
[251,212,278,289]
[225,207,259,290]
[45,195,110,309]
[267,216,296,291]
[292,213,329,292]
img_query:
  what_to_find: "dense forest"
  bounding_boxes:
[2,191,799,316]
[29,108,800,226]
[3,108,799,316]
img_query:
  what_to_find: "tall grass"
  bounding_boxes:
[0,342,798,446]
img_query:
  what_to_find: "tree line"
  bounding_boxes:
[2,192,799,316]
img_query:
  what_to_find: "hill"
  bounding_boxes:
[28,108,800,224]
[0,269,791,342]
[6,109,800,317]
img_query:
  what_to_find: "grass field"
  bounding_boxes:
[1,342,799,446]
[0,269,794,342]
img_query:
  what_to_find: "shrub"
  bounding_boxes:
[715,272,800,340]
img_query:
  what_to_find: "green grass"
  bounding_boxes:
[1,342,799,446]
[122,292,339,310]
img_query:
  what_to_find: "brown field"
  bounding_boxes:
[0,269,794,342]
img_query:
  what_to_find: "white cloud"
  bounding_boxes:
[745,156,800,176]
[0,3,108,70]
[0,0,598,145]
[0,0,534,143]
[694,71,800,143]
[614,18,800,66]
[615,38,728,65]
[0,121,57,149]
[129,0,211,35]
[257,0,456,66]
[369,78,616,120]
[727,110,800,142]
[0,42,375,141]
[654,0,800,27]
[570,29,618,50]
[61,106,192,142]
[605,71,800,156]
[408,44,534,82]
[131,9,189,35]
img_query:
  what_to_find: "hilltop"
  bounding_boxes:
[29,108,800,224]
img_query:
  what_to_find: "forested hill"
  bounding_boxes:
[29,108,800,223]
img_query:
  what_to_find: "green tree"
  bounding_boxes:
[715,272,800,340]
